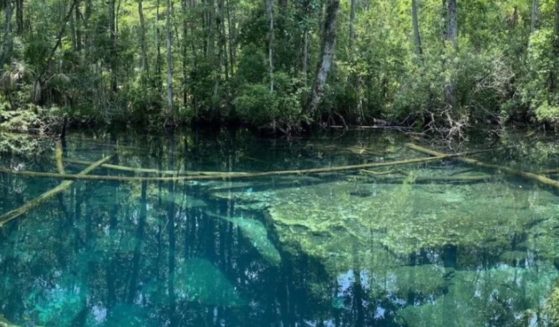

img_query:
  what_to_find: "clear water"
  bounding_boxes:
[0,129,558,326]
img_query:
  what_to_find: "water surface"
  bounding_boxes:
[0,129,558,326]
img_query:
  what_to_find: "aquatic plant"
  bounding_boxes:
[212,174,559,274]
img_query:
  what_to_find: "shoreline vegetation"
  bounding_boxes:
[0,1,558,137]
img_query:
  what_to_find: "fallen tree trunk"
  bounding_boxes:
[0,150,486,183]
[0,155,113,227]
[406,143,559,190]
[360,170,493,184]
[65,158,225,176]
[539,168,559,175]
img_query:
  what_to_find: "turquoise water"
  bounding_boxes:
[0,129,558,326]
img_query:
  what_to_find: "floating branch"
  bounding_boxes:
[0,150,489,183]
[406,143,559,190]
[0,155,114,227]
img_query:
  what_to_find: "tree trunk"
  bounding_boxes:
[109,0,118,93]
[308,0,340,115]
[443,0,457,111]
[266,0,274,92]
[74,1,82,52]
[84,0,93,55]
[166,0,175,115]
[138,0,150,78]
[181,0,189,107]
[35,0,80,86]
[15,0,22,35]
[217,0,228,80]
[156,0,163,92]
[550,0,559,94]
[225,0,235,76]
[530,0,540,33]
[1,0,14,67]
[349,0,356,52]
[445,0,457,49]
[70,3,77,51]
[411,0,423,56]
[302,28,309,84]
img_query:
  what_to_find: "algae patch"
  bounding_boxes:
[216,175,559,273]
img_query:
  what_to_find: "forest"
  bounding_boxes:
[3,1,559,326]
[0,0,557,136]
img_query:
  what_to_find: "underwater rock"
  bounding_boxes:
[206,211,281,266]
[202,166,559,322]
[261,178,559,273]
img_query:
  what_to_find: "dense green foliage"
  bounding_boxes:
[0,0,558,132]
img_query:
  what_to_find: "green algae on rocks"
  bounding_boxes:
[209,171,559,274]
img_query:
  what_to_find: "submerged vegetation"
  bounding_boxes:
[0,0,558,134]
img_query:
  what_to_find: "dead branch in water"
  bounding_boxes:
[360,170,493,184]
[65,158,225,176]
[0,155,113,227]
[538,168,559,175]
[0,150,489,183]
[406,143,559,190]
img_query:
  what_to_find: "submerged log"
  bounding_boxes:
[0,155,113,227]
[406,143,559,190]
[0,150,487,183]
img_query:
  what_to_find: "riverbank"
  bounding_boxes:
[0,103,555,141]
